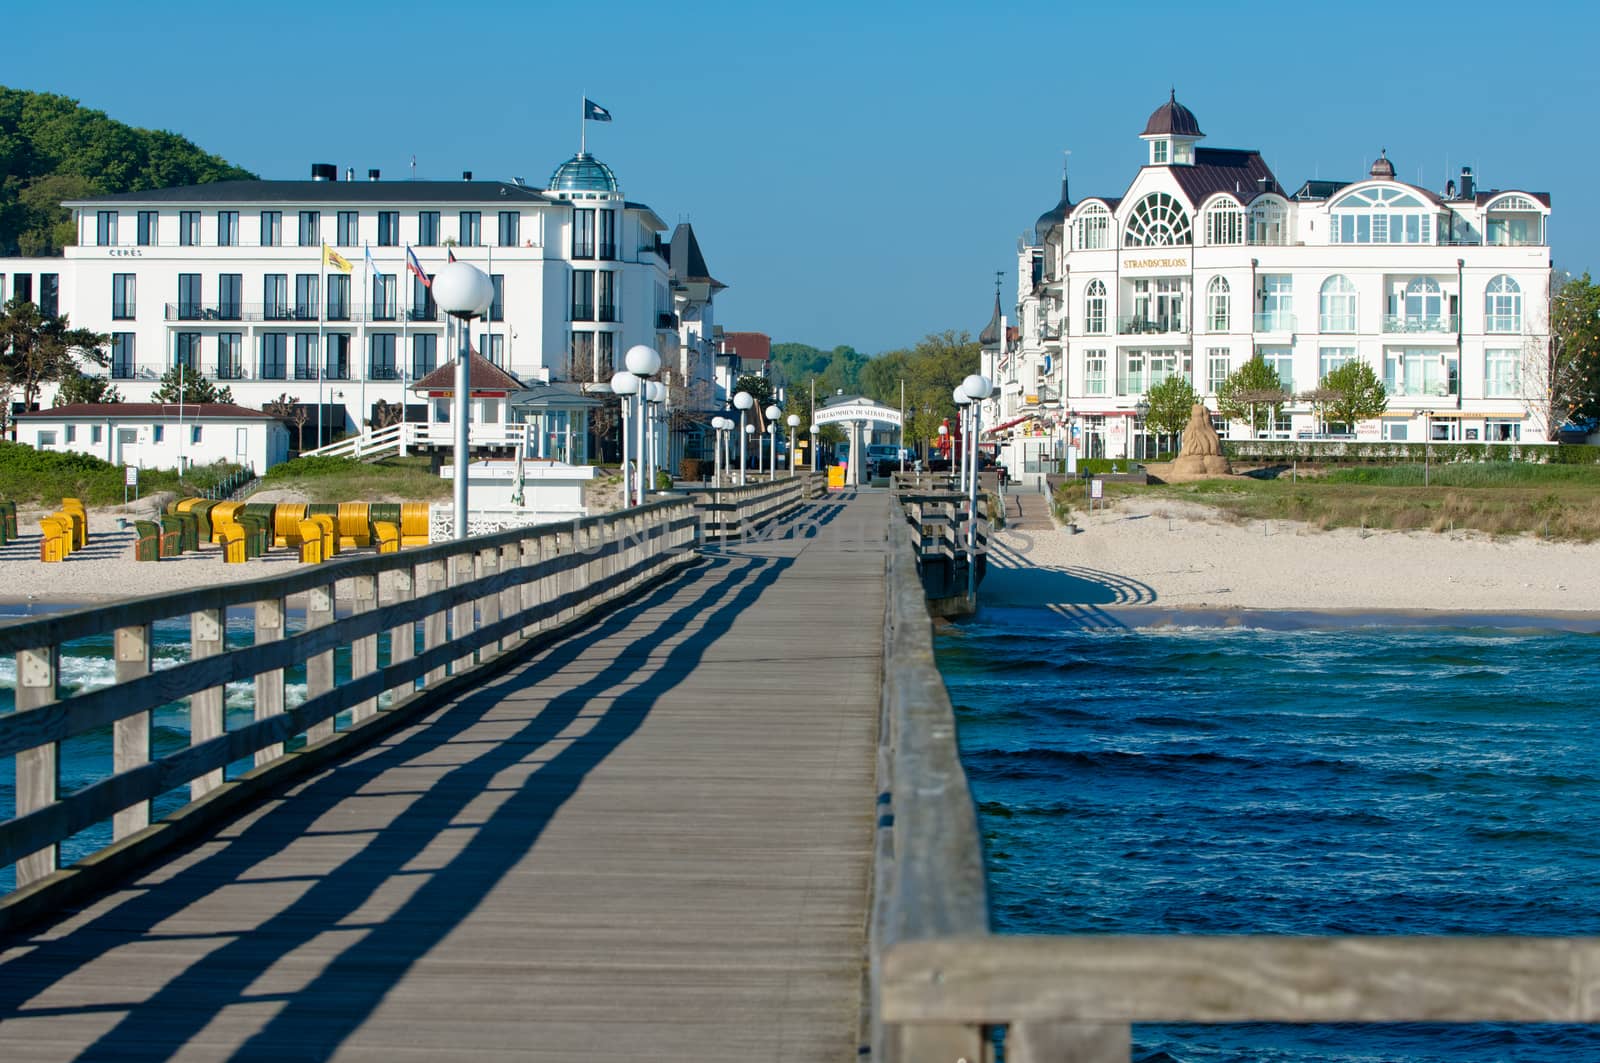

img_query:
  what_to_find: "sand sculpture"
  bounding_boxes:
[1168,403,1232,478]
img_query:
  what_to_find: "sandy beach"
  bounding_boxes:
[984,495,1600,617]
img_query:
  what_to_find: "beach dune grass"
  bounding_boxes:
[256,454,451,502]
[1067,463,1600,541]
[0,441,242,507]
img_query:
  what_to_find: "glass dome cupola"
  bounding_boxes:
[548,152,620,199]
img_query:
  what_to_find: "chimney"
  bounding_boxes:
[1459,166,1475,200]
[345,166,355,182]
[367,168,380,181]
[310,162,337,181]
[1446,179,1456,199]
[462,170,473,182]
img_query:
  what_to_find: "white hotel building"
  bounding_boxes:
[997,93,1552,463]
[0,153,724,452]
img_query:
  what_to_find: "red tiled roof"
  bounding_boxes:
[21,403,277,419]
[723,331,770,362]
[410,351,525,394]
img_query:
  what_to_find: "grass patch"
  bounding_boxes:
[1117,468,1600,541]
[0,441,242,507]
[254,454,450,502]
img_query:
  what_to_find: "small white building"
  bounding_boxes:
[16,402,291,472]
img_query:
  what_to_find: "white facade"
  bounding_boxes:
[15,403,290,472]
[1001,94,1553,463]
[0,154,710,447]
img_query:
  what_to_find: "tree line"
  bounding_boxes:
[1,86,254,255]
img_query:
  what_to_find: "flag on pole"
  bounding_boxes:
[364,243,379,276]
[406,245,430,287]
[447,248,456,263]
[583,98,612,122]
[322,243,352,274]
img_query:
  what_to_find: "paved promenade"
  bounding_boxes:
[0,492,889,1062]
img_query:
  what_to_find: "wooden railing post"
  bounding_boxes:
[451,552,475,674]
[14,645,58,887]
[252,598,286,767]
[349,574,379,723]
[893,1024,988,1063]
[305,584,336,742]
[113,623,152,837]
[383,567,416,707]
[423,560,448,687]
[476,546,501,657]
[499,542,521,650]
[190,608,226,798]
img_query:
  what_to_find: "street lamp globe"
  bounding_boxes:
[962,374,993,400]
[764,404,782,422]
[744,423,755,435]
[786,414,800,428]
[711,416,726,431]
[953,386,972,406]
[432,261,494,318]
[625,344,661,377]
[733,390,754,410]
[809,423,820,435]
[938,424,949,437]
[647,380,666,402]
[610,370,640,396]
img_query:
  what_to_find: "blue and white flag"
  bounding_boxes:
[364,243,379,275]
[583,98,612,122]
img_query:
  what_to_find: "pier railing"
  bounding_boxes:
[0,499,699,929]
[871,503,1600,1061]
[694,473,821,542]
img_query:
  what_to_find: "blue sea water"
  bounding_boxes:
[939,608,1600,1062]
[0,604,382,893]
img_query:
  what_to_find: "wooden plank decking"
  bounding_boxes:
[0,491,888,1062]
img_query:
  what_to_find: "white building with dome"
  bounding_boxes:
[0,152,724,452]
[996,92,1553,464]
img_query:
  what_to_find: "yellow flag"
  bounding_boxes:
[322,243,352,274]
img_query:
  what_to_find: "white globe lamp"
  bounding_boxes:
[625,344,661,377]
[733,391,754,410]
[432,260,493,541]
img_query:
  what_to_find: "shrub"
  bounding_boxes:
[261,454,365,480]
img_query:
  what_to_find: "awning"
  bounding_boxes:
[984,412,1037,436]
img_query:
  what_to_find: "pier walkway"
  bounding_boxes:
[1,492,888,1062]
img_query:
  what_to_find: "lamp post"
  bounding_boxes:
[743,422,755,484]
[432,260,494,540]
[809,422,820,472]
[938,423,949,484]
[610,370,640,506]
[786,414,800,476]
[710,416,726,487]
[1134,396,1150,462]
[733,390,753,485]
[645,379,666,493]
[764,404,781,482]
[961,374,994,599]
[625,345,660,502]
[953,386,973,494]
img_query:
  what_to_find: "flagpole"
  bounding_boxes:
[400,246,409,458]
[360,243,370,447]
[580,94,585,155]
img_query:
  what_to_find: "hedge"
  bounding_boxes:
[1220,440,1600,465]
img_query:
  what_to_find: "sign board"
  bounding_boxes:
[1089,478,1104,500]
[1066,446,1078,475]
[124,465,139,486]
[1121,253,1190,274]
[827,466,846,490]
[813,400,904,428]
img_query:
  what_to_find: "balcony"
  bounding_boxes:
[656,312,679,330]
[165,303,447,325]
[1116,314,1186,336]
[1318,315,1358,334]
[1253,311,1297,333]
[598,304,619,324]
[1383,314,1459,334]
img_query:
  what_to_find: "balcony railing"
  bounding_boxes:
[1116,314,1186,335]
[1253,311,1297,332]
[1383,314,1459,334]
[1318,314,1358,333]
[598,304,619,323]
[164,303,446,325]
[656,312,679,330]
[1485,316,1524,334]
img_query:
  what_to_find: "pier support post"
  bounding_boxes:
[1009,1023,1129,1063]
[451,552,475,674]
[383,568,415,707]
[190,608,226,798]
[305,584,335,742]
[422,560,448,687]
[350,575,379,723]
[14,645,58,887]
[252,599,285,767]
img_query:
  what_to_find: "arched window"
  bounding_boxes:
[1331,186,1434,244]
[1085,279,1107,334]
[1399,277,1444,331]
[1075,204,1111,250]
[1206,201,1243,246]
[1319,275,1357,333]
[1486,275,1521,333]
[1206,276,1230,331]
[1249,198,1287,246]
[1123,193,1191,247]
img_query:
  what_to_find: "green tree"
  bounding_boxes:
[731,373,775,411]
[53,370,122,406]
[0,296,108,411]
[1217,357,1288,433]
[1529,270,1600,437]
[1319,361,1387,430]
[152,364,234,405]
[860,330,980,456]
[0,87,255,255]
[1143,375,1200,437]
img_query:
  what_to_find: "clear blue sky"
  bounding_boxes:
[6,0,1596,354]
